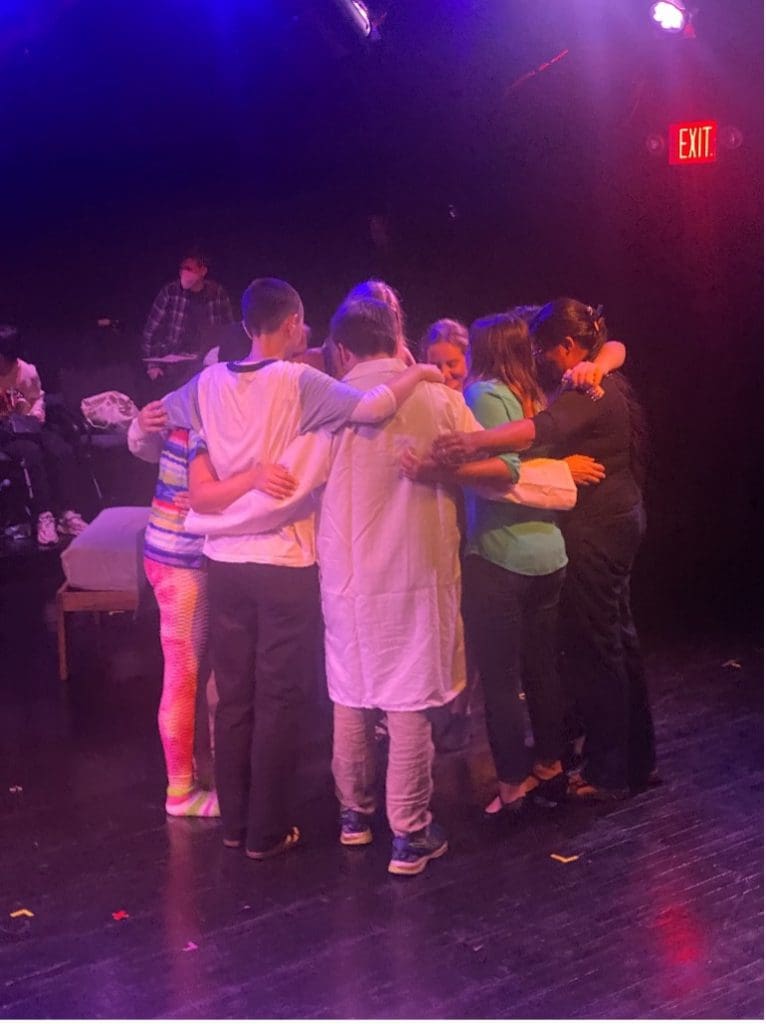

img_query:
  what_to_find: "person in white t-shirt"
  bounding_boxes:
[158,278,442,859]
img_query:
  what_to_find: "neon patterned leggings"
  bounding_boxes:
[144,557,209,792]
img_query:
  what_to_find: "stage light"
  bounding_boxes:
[334,0,372,38]
[650,1,688,33]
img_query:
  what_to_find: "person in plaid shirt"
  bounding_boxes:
[143,251,233,380]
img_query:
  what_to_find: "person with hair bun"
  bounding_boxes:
[434,297,656,800]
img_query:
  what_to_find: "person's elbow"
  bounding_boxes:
[188,492,216,514]
[188,483,212,514]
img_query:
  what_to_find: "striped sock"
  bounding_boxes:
[165,787,220,817]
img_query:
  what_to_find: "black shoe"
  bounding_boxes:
[568,771,630,802]
[529,769,567,808]
[483,793,527,822]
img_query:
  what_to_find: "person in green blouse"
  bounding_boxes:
[460,314,569,814]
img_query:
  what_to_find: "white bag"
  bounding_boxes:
[80,390,139,432]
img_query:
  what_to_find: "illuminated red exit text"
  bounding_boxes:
[668,121,718,165]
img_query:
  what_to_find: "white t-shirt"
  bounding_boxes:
[162,358,396,567]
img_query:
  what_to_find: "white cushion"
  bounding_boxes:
[61,506,150,593]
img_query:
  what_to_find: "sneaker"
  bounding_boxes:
[4,523,31,545]
[58,510,88,537]
[340,808,373,846]
[388,822,448,876]
[36,511,59,547]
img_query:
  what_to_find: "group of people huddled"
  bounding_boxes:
[129,253,656,877]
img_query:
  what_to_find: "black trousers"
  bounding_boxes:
[463,555,566,784]
[1,429,80,515]
[561,503,656,790]
[208,559,321,850]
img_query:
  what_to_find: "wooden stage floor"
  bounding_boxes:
[0,577,762,1019]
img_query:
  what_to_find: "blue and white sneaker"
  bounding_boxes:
[388,822,448,876]
[339,808,374,846]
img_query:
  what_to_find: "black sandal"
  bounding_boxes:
[567,771,629,802]
[482,791,527,821]
[529,768,567,808]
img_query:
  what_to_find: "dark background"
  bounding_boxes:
[0,0,762,633]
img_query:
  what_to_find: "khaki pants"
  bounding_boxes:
[332,703,434,836]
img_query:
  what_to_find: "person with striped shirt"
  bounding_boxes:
[128,406,295,817]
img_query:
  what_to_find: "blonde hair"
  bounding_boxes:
[421,318,469,359]
[345,280,407,349]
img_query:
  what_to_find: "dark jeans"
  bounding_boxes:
[208,559,321,850]
[463,555,566,784]
[561,503,656,790]
[1,429,80,514]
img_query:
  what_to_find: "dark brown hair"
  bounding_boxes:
[468,313,545,417]
[530,297,607,358]
[330,298,397,358]
[241,278,302,335]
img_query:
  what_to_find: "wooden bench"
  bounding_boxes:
[56,582,140,681]
[57,505,150,680]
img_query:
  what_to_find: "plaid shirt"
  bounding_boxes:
[142,279,234,358]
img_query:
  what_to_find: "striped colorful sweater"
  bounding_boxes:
[143,427,205,570]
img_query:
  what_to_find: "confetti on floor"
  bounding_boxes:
[722,659,742,669]
[550,853,580,864]
[111,910,130,921]
[182,941,198,952]
[8,785,23,794]
[9,908,34,918]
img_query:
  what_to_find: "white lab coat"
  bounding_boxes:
[315,358,472,711]
[184,358,577,711]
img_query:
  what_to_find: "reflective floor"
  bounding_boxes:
[0,571,762,1019]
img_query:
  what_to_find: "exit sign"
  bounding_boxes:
[668,121,718,165]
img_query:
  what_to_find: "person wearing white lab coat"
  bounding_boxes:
[185,297,581,875]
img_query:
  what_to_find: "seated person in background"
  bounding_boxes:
[0,325,87,546]
[143,249,233,382]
